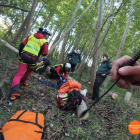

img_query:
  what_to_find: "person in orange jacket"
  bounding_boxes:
[10,27,52,101]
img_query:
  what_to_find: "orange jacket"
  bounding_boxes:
[58,80,81,93]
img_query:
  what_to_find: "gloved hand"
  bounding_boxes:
[60,77,63,81]
[63,79,66,83]
[39,58,43,62]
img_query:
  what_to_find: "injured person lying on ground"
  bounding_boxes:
[39,78,89,120]
[56,80,89,120]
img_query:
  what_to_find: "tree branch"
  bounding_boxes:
[0,4,29,12]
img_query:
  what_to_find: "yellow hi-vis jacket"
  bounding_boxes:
[54,64,63,69]
[23,35,47,56]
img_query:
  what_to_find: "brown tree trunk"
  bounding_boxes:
[11,0,38,44]
[31,4,43,27]
[0,39,18,54]
[46,0,95,57]
[56,0,84,63]
[115,0,135,59]
[11,16,28,44]
[90,0,103,86]
[57,33,69,64]
[21,0,38,42]
[76,33,94,73]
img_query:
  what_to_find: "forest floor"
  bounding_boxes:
[0,45,140,140]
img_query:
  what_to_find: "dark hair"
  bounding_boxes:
[102,54,108,59]
[37,27,43,33]
[37,27,48,37]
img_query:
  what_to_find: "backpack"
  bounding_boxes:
[56,90,82,111]
[0,110,44,140]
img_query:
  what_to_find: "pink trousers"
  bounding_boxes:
[10,62,35,95]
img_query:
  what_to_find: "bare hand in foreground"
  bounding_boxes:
[110,55,140,89]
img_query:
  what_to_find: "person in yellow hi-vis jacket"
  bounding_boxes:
[34,58,51,74]
[10,27,52,101]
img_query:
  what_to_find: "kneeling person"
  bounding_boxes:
[34,58,51,74]
[50,63,71,81]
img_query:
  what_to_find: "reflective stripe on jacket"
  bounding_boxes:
[23,35,47,56]
[54,64,63,69]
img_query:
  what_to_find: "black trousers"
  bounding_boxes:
[34,65,47,74]
[50,67,60,79]
[92,75,106,100]
[70,63,77,72]
[34,59,51,74]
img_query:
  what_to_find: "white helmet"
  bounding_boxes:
[65,63,71,68]
[38,27,52,36]
[42,28,52,36]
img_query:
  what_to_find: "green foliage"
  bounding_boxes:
[1,0,139,63]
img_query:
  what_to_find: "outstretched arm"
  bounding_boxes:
[110,55,140,89]
[67,52,73,60]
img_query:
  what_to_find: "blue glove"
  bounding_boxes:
[63,79,66,83]
[60,77,63,81]
[39,58,43,62]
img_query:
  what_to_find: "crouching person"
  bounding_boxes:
[34,58,51,74]
[50,63,71,81]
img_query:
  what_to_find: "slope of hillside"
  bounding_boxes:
[0,45,140,140]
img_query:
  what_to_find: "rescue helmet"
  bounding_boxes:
[38,27,52,36]
[65,63,71,72]
[65,63,71,68]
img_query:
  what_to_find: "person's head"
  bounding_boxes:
[74,48,80,54]
[102,54,108,62]
[65,63,71,71]
[38,27,52,39]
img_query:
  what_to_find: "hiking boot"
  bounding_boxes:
[21,82,29,86]
[10,93,20,101]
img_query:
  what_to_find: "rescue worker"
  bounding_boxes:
[50,63,71,81]
[10,27,52,101]
[34,58,51,74]
[67,48,81,72]
[92,54,112,101]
